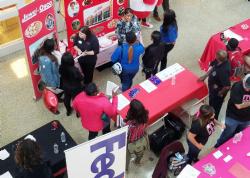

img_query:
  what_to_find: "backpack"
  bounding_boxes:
[168,152,189,176]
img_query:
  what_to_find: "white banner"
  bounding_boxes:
[65,127,128,178]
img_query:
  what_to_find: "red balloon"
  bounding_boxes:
[43,88,58,114]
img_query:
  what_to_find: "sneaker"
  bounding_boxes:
[141,21,153,28]
[153,15,161,21]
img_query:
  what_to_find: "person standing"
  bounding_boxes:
[198,50,231,120]
[214,74,250,148]
[73,26,99,84]
[142,31,165,79]
[159,9,178,70]
[187,105,225,163]
[125,99,148,170]
[116,8,141,45]
[38,39,60,89]
[111,31,144,91]
[59,52,84,116]
[72,83,118,140]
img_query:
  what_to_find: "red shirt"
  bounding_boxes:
[72,92,118,131]
[127,120,147,143]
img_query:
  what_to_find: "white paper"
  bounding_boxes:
[0,149,10,160]
[223,155,232,163]
[139,80,157,93]
[117,94,130,111]
[106,81,119,96]
[24,134,36,142]
[156,63,185,81]
[177,164,200,178]
[223,29,243,41]
[0,172,13,178]
[213,150,223,159]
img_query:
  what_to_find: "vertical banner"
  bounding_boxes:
[65,126,128,178]
[64,0,128,48]
[18,0,58,99]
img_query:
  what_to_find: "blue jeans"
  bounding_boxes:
[215,116,250,148]
[187,140,200,164]
[120,71,137,92]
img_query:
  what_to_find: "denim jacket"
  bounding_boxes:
[38,56,60,88]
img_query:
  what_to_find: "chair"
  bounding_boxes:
[152,140,185,178]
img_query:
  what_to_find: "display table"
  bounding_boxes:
[193,126,250,178]
[117,63,208,125]
[199,19,250,71]
[0,120,77,177]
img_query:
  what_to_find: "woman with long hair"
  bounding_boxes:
[125,99,148,170]
[160,9,178,70]
[15,139,53,178]
[59,52,84,116]
[38,39,60,89]
[73,26,99,84]
[187,105,225,163]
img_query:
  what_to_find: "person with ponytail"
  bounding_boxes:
[38,39,60,89]
[187,105,225,163]
[111,31,144,91]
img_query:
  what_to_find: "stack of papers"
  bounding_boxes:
[0,149,10,160]
[139,80,157,93]
[177,164,200,178]
[156,63,184,81]
[0,172,13,178]
[223,29,243,41]
[117,94,130,111]
[106,81,119,96]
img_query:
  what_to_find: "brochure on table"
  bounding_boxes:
[18,0,58,99]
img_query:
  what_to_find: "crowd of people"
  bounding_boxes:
[17,1,250,177]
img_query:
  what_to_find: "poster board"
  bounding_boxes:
[64,0,128,48]
[65,126,128,178]
[18,0,58,99]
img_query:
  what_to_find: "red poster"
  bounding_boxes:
[19,0,58,100]
[64,0,128,48]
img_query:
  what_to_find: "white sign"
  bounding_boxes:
[65,127,128,178]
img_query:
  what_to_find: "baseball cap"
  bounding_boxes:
[243,74,250,89]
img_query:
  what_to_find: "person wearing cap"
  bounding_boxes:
[226,38,244,80]
[198,50,231,120]
[214,74,250,148]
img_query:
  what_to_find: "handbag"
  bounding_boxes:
[112,45,124,75]
[101,113,110,127]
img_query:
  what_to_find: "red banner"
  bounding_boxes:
[64,0,128,48]
[18,0,58,99]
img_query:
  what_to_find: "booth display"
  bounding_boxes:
[199,19,250,71]
[0,120,77,178]
[193,127,250,177]
[116,63,208,126]
[18,0,58,99]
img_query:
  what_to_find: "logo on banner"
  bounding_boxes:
[90,132,126,178]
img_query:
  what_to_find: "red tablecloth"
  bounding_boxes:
[199,19,250,71]
[118,66,208,125]
[193,127,250,178]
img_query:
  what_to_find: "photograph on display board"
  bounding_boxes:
[68,0,80,17]
[24,21,43,39]
[83,0,112,27]
[45,14,55,30]
[117,0,124,5]
[82,0,93,6]
[72,19,81,31]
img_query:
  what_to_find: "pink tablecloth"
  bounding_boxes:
[193,127,250,178]
[199,19,250,71]
[117,65,208,125]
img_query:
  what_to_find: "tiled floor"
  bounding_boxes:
[0,0,250,177]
